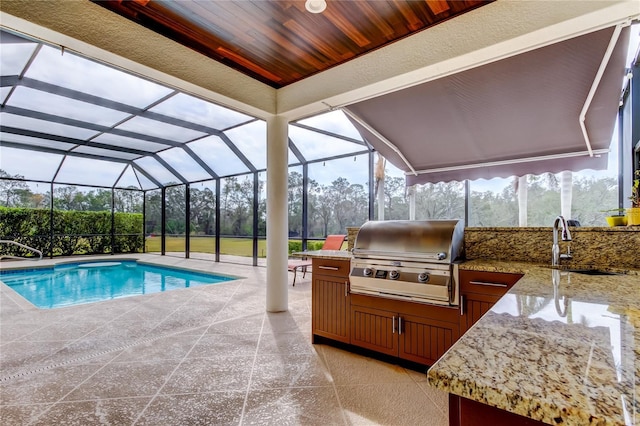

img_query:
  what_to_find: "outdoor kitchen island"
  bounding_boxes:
[427,260,640,426]
[298,246,639,425]
[299,249,462,368]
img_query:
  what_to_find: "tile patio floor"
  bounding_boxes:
[0,254,448,425]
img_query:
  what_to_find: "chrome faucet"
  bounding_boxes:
[552,215,572,267]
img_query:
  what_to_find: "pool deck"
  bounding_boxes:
[0,254,448,425]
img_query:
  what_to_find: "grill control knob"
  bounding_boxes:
[417,272,429,283]
[363,268,373,277]
[389,270,400,280]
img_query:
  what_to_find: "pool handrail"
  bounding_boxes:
[0,240,43,261]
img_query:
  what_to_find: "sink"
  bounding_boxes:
[567,269,621,276]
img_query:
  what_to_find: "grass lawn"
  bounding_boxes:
[145,236,268,257]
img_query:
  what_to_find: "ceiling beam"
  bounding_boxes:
[1,125,146,158]
[0,139,157,190]
[9,78,246,137]
[0,139,131,164]
[287,149,371,169]
[131,163,163,189]
[289,122,366,146]
[151,154,188,185]
[288,137,306,165]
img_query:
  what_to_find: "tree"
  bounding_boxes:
[220,176,260,236]
[288,171,303,236]
[115,188,143,213]
[190,186,216,235]
[384,176,408,220]
[53,186,80,210]
[313,184,334,237]
[165,185,186,235]
[329,177,352,232]
[572,176,617,225]
[145,190,162,235]
[0,170,29,207]
[415,182,465,220]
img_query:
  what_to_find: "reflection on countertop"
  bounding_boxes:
[428,263,640,426]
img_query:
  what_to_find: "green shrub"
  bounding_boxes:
[288,241,302,254]
[307,241,325,251]
[0,206,143,257]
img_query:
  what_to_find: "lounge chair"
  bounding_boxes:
[288,234,346,286]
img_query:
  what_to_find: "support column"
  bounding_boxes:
[518,175,528,227]
[377,175,385,220]
[375,153,385,220]
[185,184,191,259]
[560,171,573,219]
[266,115,289,312]
[408,185,416,220]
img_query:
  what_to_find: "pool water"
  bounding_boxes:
[0,261,235,309]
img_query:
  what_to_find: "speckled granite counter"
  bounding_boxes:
[290,250,352,261]
[428,262,640,426]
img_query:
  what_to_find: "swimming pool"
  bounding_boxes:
[0,260,236,309]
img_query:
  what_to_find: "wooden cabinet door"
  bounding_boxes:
[459,292,500,334]
[459,270,523,334]
[312,274,350,343]
[350,305,398,356]
[399,313,460,366]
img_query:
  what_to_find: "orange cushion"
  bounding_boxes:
[321,235,345,250]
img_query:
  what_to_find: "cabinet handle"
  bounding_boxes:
[344,281,348,297]
[470,280,508,288]
[398,317,402,335]
[460,295,464,316]
[318,266,339,271]
[392,316,396,334]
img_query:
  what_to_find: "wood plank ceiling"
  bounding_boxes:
[93,0,491,88]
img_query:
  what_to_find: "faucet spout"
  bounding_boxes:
[552,215,572,267]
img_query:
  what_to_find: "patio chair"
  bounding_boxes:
[288,234,346,286]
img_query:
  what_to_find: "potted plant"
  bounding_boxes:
[627,170,640,226]
[602,208,627,226]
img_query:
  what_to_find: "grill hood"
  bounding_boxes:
[352,220,465,264]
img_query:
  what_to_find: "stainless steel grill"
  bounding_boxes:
[349,220,464,306]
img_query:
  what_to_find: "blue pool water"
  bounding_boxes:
[0,261,235,309]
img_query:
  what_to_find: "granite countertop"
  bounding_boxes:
[298,252,639,423]
[290,250,352,261]
[428,262,640,426]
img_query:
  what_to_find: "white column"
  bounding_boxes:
[518,175,528,227]
[408,185,416,220]
[266,115,288,312]
[560,171,573,219]
[377,175,385,220]
[375,153,385,220]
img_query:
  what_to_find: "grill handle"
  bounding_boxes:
[470,280,508,288]
[352,249,447,261]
